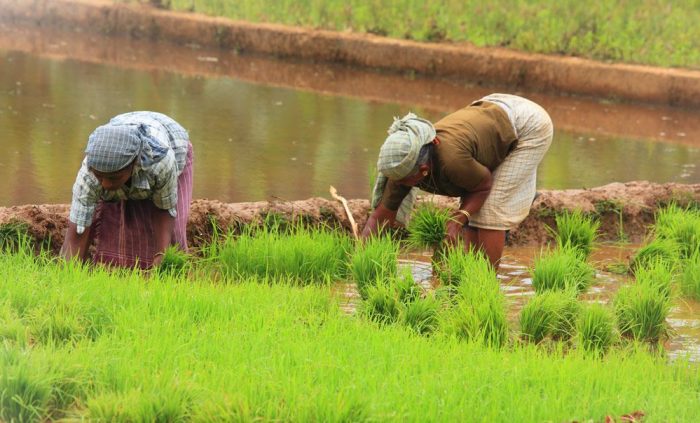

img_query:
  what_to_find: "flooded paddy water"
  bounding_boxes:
[337,244,700,362]
[1,23,699,359]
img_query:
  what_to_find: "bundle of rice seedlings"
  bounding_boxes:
[361,282,402,325]
[350,236,399,299]
[402,295,440,336]
[406,203,450,250]
[436,245,494,288]
[614,283,671,343]
[531,247,595,294]
[576,303,616,354]
[680,254,700,300]
[634,260,674,301]
[654,205,700,259]
[157,246,190,276]
[444,292,508,348]
[629,238,680,274]
[394,268,422,305]
[520,291,580,344]
[550,209,599,259]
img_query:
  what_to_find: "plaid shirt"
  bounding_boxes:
[69,112,190,234]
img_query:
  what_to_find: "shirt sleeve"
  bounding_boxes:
[150,151,179,217]
[69,160,101,234]
[380,179,412,211]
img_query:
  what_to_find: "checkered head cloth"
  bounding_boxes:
[86,124,142,173]
[377,112,436,180]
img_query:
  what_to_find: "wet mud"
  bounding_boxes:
[2,0,700,107]
[1,181,699,255]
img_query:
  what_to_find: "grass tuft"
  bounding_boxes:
[520,291,580,344]
[531,247,595,294]
[680,253,700,300]
[629,237,680,274]
[550,209,599,259]
[361,281,402,325]
[350,235,398,299]
[614,283,671,343]
[402,295,440,336]
[576,303,616,354]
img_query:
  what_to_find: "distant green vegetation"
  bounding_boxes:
[137,0,700,68]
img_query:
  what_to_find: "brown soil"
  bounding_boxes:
[2,0,700,108]
[2,181,698,254]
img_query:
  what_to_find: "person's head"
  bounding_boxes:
[85,124,141,191]
[377,112,436,186]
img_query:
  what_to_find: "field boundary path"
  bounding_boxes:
[1,182,699,253]
[2,0,700,107]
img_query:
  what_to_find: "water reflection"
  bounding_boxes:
[1,25,700,207]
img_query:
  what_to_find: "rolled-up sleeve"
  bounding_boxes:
[150,151,179,217]
[69,161,101,234]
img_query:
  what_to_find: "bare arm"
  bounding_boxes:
[360,204,398,239]
[60,222,92,262]
[152,208,175,266]
[445,170,493,243]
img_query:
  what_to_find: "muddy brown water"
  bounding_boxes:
[336,245,700,362]
[1,23,700,207]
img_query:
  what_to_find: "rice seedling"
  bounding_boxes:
[680,253,700,300]
[394,268,422,305]
[444,291,508,348]
[402,294,440,336]
[158,245,190,276]
[576,303,616,354]
[549,209,599,259]
[0,220,31,251]
[350,235,398,299]
[216,225,352,285]
[531,247,595,294]
[406,203,450,250]
[634,259,674,301]
[629,237,680,274]
[361,281,402,325]
[0,248,699,420]
[654,204,700,259]
[520,291,580,344]
[435,245,494,288]
[614,283,671,343]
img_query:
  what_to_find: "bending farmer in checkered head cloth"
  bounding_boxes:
[61,111,194,269]
[361,94,553,269]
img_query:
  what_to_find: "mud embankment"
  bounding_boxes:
[1,182,698,254]
[2,0,700,108]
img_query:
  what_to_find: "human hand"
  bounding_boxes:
[445,218,464,246]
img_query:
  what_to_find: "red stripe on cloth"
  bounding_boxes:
[91,143,194,269]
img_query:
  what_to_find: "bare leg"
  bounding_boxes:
[477,228,506,270]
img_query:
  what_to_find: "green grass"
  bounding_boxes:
[0,220,32,251]
[141,0,700,69]
[0,251,699,421]
[576,303,617,355]
[634,260,674,302]
[519,290,580,344]
[550,209,599,259]
[361,281,402,325]
[531,247,595,294]
[680,254,700,300]
[406,203,450,250]
[158,245,190,276]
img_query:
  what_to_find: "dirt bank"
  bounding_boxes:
[1,181,698,254]
[2,0,700,108]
